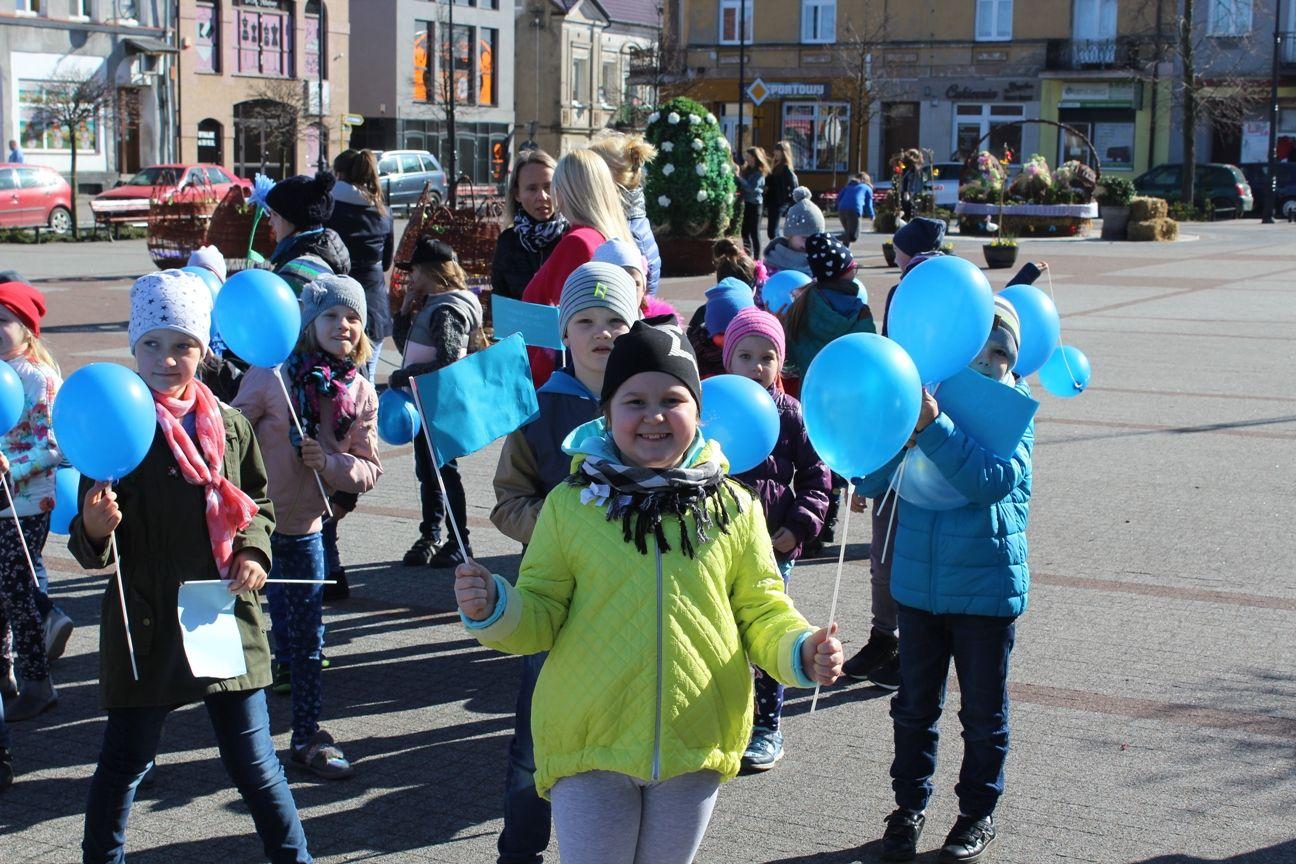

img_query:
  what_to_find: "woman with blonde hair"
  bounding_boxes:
[491,148,566,300]
[737,146,770,256]
[521,149,632,386]
[765,140,799,241]
[589,131,662,295]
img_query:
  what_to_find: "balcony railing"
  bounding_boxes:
[1044,36,1159,71]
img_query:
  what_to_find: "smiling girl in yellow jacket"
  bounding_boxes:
[456,320,843,864]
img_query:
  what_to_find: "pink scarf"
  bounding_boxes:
[152,381,259,578]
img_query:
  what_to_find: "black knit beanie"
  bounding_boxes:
[601,319,702,407]
[266,170,336,229]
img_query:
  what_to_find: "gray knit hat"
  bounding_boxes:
[558,262,639,338]
[782,187,826,238]
[129,269,212,352]
[300,273,367,331]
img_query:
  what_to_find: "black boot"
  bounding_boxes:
[842,629,899,681]
[819,491,841,545]
[939,815,996,863]
[881,808,925,861]
[403,533,440,566]
[0,747,13,791]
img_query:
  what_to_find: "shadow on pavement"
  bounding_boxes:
[1131,840,1296,864]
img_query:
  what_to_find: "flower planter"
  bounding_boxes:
[659,235,721,277]
[882,242,896,267]
[983,244,1019,269]
[1100,205,1130,240]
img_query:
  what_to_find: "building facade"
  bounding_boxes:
[175,0,351,180]
[0,0,180,189]
[662,0,1180,193]
[347,0,513,185]
[515,0,661,157]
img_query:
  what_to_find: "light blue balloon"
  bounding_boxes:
[897,447,969,511]
[761,270,811,314]
[180,265,222,303]
[999,283,1060,377]
[0,361,25,436]
[888,256,995,384]
[1039,345,1091,399]
[52,364,157,482]
[214,269,301,367]
[802,333,922,479]
[50,467,82,535]
[377,388,422,446]
[700,374,780,474]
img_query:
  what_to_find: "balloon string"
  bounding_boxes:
[109,529,140,683]
[272,367,334,519]
[1,476,41,589]
[810,485,853,714]
[881,453,909,565]
[1043,268,1081,389]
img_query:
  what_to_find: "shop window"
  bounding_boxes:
[975,0,1012,41]
[1059,109,1135,169]
[1208,0,1252,36]
[719,0,753,45]
[197,117,223,164]
[954,103,1023,162]
[17,79,100,152]
[782,102,850,172]
[305,1,326,80]
[477,27,497,106]
[196,1,220,74]
[414,19,433,102]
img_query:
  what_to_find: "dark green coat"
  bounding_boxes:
[68,405,276,709]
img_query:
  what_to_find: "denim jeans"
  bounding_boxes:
[890,604,1016,820]
[265,532,327,747]
[753,558,795,731]
[498,651,550,864]
[82,689,311,863]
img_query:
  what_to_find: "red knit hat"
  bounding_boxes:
[0,282,46,337]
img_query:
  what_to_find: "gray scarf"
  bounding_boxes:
[621,186,647,222]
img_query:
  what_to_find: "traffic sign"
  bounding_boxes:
[342,113,364,127]
[746,78,769,107]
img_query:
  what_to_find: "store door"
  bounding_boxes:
[881,101,919,176]
[197,118,223,166]
[117,88,142,175]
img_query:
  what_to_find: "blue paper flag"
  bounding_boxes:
[177,582,247,680]
[936,368,1039,461]
[411,333,540,468]
[491,295,564,351]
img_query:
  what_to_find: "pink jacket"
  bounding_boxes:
[232,365,382,536]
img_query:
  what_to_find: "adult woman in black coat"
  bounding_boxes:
[765,140,799,242]
[490,149,567,300]
[328,149,393,383]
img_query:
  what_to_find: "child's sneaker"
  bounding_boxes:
[291,729,354,780]
[881,808,925,862]
[270,661,291,695]
[740,727,784,772]
[842,629,899,680]
[867,656,901,691]
[402,534,439,566]
[44,608,75,662]
[938,815,995,863]
[0,747,13,792]
[429,541,472,569]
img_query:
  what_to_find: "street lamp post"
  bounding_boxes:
[1261,11,1282,224]
[736,0,746,156]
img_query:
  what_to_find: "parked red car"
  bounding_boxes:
[91,163,250,223]
[0,163,73,232]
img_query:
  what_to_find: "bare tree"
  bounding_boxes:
[29,69,112,238]
[835,6,893,175]
[248,77,310,178]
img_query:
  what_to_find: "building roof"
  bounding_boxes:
[551,0,659,28]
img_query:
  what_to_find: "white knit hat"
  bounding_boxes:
[129,269,212,352]
[187,245,227,282]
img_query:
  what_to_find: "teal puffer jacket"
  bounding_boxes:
[857,379,1034,618]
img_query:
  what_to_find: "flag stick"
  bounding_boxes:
[809,486,854,714]
[272,368,334,519]
[109,529,140,682]
[408,384,469,562]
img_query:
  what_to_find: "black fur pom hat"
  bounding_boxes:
[265,170,336,229]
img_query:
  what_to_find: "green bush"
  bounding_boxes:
[1096,175,1136,207]
[643,97,738,238]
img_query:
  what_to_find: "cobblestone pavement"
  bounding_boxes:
[1,222,1294,863]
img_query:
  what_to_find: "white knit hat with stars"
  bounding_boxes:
[128,269,213,352]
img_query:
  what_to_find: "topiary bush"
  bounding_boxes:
[1096,175,1136,207]
[643,97,738,238]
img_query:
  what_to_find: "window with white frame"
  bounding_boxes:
[975,0,1012,41]
[801,0,835,43]
[571,52,589,105]
[782,102,850,172]
[16,0,43,14]
[953,103,1024,161]
[719,0,753,45]
[599,59,618,106]
[73,0,93,18]
[1208,0,1252,35]
[17,79,101,152]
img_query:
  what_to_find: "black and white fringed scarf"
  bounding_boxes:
[567,454,748,559]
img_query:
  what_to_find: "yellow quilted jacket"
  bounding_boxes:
[468,437,815,798]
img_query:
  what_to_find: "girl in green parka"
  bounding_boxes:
[456,319,844,864]
[69,270,312,863]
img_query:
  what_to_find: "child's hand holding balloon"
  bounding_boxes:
[907,389,940,448]
[82,481,123,546]
[455,559,497,621]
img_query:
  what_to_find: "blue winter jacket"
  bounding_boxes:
[855,378,1034,618]
[836,181,875,219]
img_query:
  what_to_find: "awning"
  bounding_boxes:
[123,37,178,55]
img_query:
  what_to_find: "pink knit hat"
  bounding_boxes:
[723,306,786,371]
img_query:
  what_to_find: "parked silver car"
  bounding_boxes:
[375,150,448,207]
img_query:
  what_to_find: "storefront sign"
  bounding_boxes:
[197,128,217,148]
[1242,120,1270,163]
[944,81,1035,102]
[1059,82,1136,106]
[764,81,829,98]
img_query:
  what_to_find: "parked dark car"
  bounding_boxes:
[1132,162,1254,218]
[1239,161,1296,218]
[374,150,448,207]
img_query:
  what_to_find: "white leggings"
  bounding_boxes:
[550,770,722,864]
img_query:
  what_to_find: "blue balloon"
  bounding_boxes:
[214,269,301,367]
[700,374,780,474]
[761,270,811,314]
[52,364,157,482]
[0,361,25,436]
[888,256,995,385]
[802,333,922,479]
[1039,345,1091,399]
[180,265,223,303]
[897,447,969,511]
[50,467,82,535]
[377,388,422,446]
[999,283,1060,377]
